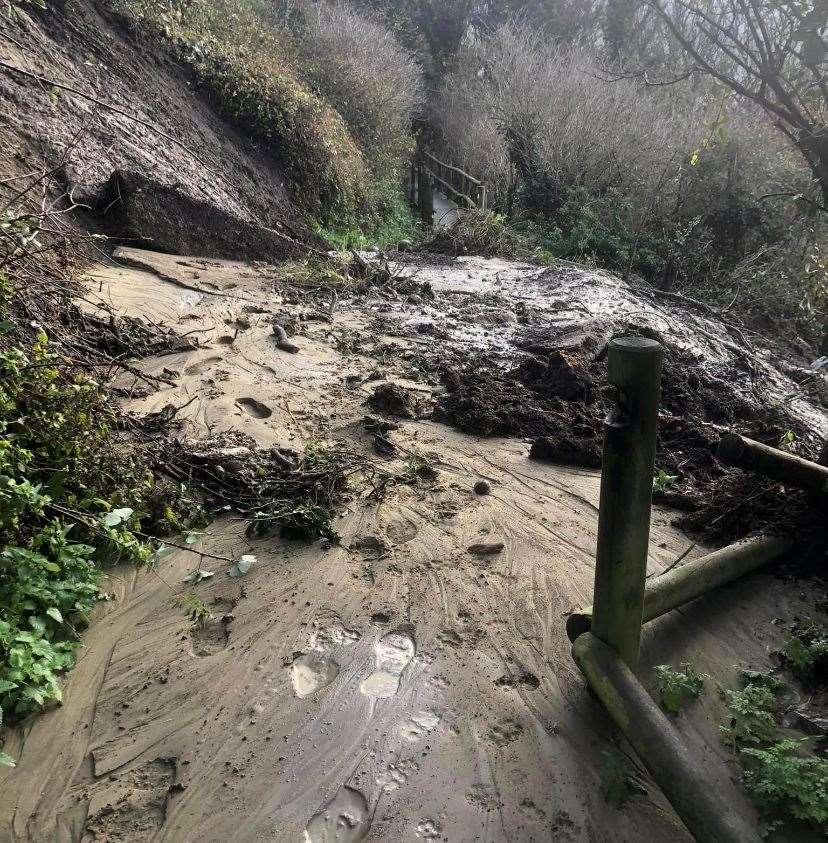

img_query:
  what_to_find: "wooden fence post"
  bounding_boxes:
[590,336,664,671]
[420,171,434,228]
[409,160,416,209]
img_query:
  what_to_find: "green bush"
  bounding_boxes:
[654,662,705,715]
[719,681,779,748]
[782,621,828,684]
[317,186,419,250]
[719,675,827,832]
[0,293,181,744]
[119,0,371,221]
[295,1,422,186]
[741,740,828,828]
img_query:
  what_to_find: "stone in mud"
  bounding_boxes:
[363,415,400,434]
[467,542,504,556]
[367,382,425,419]
[473,479,491,496]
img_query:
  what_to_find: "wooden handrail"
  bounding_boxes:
[420,165,478,208]
[421,150,481,187]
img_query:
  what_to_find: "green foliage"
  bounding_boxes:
[719,672,827,832]
[317,188,419,250]
[782,621,828,684]
[652,468,679,493]
[118,0,370,221]
[740,740,828,828]
[0,282,180,734]
[654,662,705,715]
[177,592,212,626]
[719,681,779,748]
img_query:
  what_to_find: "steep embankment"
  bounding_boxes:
[0,0,322,259]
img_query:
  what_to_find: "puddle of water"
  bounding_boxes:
[360,632,415,700]
[290,653,340,699]
[303,786,370,843]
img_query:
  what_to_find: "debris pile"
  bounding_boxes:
[163,432,364,541]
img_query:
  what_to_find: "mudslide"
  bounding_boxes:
[1,249,824,842]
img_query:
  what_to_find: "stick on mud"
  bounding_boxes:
[590,336,664,670]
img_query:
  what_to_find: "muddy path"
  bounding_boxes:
[1,250,825,842]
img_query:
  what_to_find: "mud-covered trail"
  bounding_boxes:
[1,250,825,842]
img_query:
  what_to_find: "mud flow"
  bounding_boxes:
[1,247,825,842]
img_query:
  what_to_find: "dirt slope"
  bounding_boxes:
[1,249,824,842]
[0,0,320,258]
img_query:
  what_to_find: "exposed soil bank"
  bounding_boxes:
[0,0,322,259]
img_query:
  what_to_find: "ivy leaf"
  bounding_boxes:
[182,570,214,584]
[46,607,63,624]
[228,555,255,577]
[0,751,16,768]
[101,508,134,528]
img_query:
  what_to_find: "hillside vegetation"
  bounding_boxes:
[117,0,422,229]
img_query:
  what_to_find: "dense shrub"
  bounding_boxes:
[295,1,422,189]
[0,280,193,745]
[431,24,827,344]
[119,0,371,221]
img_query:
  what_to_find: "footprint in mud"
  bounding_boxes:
[487,718,524,746]
[303,786,370,843]
[360,631,416,699]
[400,709,441,743]
[184,355,222,375]
[290,614,359,699]
[189,595,236,657]
[437,629,463,648]
[81,758,176,841]
[290,652,340,699]
[376,758,420,793]
[236,397,272,418]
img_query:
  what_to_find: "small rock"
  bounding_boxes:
[473,480,491,496]
[272,324,299,354]
[467,542,505,556]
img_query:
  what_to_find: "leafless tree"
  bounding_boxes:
[648,0,828,206]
